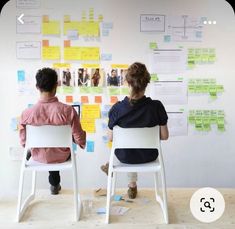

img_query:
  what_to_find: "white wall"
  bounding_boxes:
[0,0,235,198]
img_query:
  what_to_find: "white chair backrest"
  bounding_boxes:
[25,125,72,148]
[112,126,160,149]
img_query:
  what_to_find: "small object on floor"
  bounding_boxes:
[125,199,134,203]
[128,186,138,199]
[114,195,123,201]
[96,207,106,214]
[50,184,61,195]
[110,206,130,215]
[94,188,107,197]
[100,162,109,175]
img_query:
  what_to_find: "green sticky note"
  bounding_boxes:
[202,117,211,131]
[216,85,224,93]
[188,110,196,124]
[56,86,63,94]
[108,87,120,95]
[120,87,129,95]
[217,117,225,131]
[90,87,103,94]
[62,86,74,94]
[209,86,217,99]
[210,110,218,124]
[80,87,91,94]
[150,74,158,81]
[195,117,203,131]
[188,85,195,93]
[149,42,157,49]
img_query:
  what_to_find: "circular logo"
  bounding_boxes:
[190,187,225,223]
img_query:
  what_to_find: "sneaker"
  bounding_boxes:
[127,186,137,199]
[100,162,109,175]
[50,184,61,195]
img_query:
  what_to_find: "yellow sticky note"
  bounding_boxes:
[42,46,60,60]
[111,64,129,69]
[81,47,100,61]
[82,104,100,119]
[81,118,96,133]
[42,21,60,35]
[64,21,80,35]
[107,141,112,149]
[53,63,71,68]
[64,47,82,60]
[82,63,100,68]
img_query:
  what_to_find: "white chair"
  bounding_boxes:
[105,126,169,224]
[16,125,81,222]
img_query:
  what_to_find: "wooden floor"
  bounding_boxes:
[1,188,235,229]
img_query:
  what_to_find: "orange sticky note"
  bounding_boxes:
[66,95,73,103]
[42,40,49,47]
[81,96,89,103]
[95,96,102,104]
[110,96,118,104]
[42,15,49,23]
[64,40,71,47]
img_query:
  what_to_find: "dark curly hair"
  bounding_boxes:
[36,68,58,92]
[126,62,150,100]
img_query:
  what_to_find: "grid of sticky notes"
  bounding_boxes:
[188,110,225,131]
[42,40,60,60]
[81,104,100,133]
[188,78,224,99]
[188,48,216,68]
[64,40,100,60]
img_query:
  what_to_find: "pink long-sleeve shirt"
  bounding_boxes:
[19,96,86,163]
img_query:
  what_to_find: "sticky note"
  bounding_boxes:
[81,118,96,133]
[17,70,25,82]
[114,195,123,201]
[95,96,102,103]
[82,104,100,119]
[110,96,118,104]
[42,39,49,47]
[53,63,71,68]
[42,21,60,35]
[66,95,73,103]
[64,40,71,47]
[42,46,60,60]
[111,64,128,69]
[101,53,112,61]
[108,88,120,95]
[81,96,89,104]
[64,15,71,23]
[86,141,95,153]
[10,118,19,131]
[149,42,157,49]
[42,15,49,23]
[150,74,158,82]
[90,87,103,94]
[164,35,171,42]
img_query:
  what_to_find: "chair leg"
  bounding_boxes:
[154,172,160,201]
[16,169,25,222]
[160,169,169,224]
[72,167,79,221]
[31,171,37,196]
[111,172,116,196]
[105,171,113,224]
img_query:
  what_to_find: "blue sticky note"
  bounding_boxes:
[101,122,108,129]
[102,29,109,36]
[164,35,171,42]
[101,53,112,61]
[86,141,94,153]
[102,135,109,143]
[114,195,122,201]
[27,104,34,108]
[10,118,18,131]
[73,143,77,152]
[17,70,25,82]
[102,22,113,29]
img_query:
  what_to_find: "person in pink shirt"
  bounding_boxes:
[19,68,86,195]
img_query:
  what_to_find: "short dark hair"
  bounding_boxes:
[36,68,58,92]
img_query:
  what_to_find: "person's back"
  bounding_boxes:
[19,68,86,194]
[103,62,169,199]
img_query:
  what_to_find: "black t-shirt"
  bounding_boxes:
[108,96,168,164]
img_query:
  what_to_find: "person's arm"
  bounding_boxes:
[107,128,113,141]
[70,108,86,149]
[160,125,169,140]
[19,112,26,147]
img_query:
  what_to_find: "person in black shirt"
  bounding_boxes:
[101,62,169,199]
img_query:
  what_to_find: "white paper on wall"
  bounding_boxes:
[16,0,41,8]
[149,49,186,74]
[16,16,41,34]
[16,41,41,59]
[140,14,165,32]
[167,110,188,136]
[150,80,187,105]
